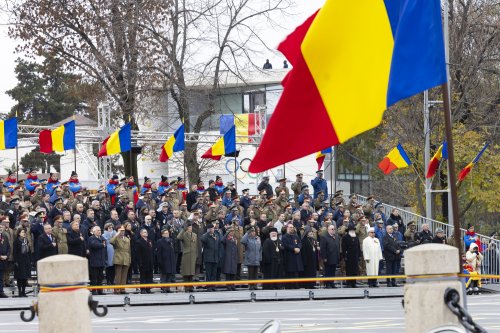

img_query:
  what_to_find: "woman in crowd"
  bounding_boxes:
[102,223,116,286]
[13,228,31,297]
[241,226,261,290]
[221,227,239,291]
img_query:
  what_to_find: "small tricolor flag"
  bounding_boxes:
[201,125,236,161]
[426,142,448,179]
[220,114,258,143]
[316,148,332,171]
[249,0,447,173]
[39,120,76,154]
[457,143,489,182]
[0,118,18,150]
[160,124,185,162]
[98,123,131,157]
[378,144,412,175]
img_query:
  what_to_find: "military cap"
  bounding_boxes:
[316,170,323,174]
[301,185,309,191]
[53,197,63,204]
[296,173,303,177]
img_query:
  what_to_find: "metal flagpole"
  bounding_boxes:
[73,115,77,174]
[15,110,19,179]
[441,82,462,267]
[329,150,334,197]
[234,157,238,192]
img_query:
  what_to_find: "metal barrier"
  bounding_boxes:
[354,195,500,284]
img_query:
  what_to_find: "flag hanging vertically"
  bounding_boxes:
[426,142,448,178]
[378,143,412,175]
[457,143,489,182]
[98,123,131,157]
[39,120,76,154]
[160,124,185,162]
[249,0,447,173]
[0,118,18,150]
[220,114,258,143]
[201,125,236,161]
[315,147,332,171]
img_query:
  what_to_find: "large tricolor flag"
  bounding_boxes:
[201,125,236,161]
[457,143,489,182]
[378,143,412,175]
[39,120,76,154]
[159,124,185,162]
[315,147,332,171]
[220,114,258,143]
[98,123,131,157]
[249,0,447,173]
[0,118,18,150]
[426,142,448,179]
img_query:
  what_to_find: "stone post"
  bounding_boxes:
[404,244,464,333]
[37,255,91,333]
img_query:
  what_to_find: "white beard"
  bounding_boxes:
[348,231,356,237]
[270,236,278,241]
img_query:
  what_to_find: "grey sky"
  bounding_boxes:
[0,0,325,115]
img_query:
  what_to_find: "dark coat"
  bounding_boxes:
[47,207,63,226]
[0,237,10,269]
[383,233,401,261]
[13,238,31,279]
[320,234,340,265]
[136,237,154,271]
[221,234,239,275]
[37,233,58,260]
[200,231,221,264]
[156,237,176,275]
[257,181,273,198]
[67,229,86,257]
[261,237,284,280]
[342,234,361,276]
[281,233,303,273]
[301,236,318,278]
[87,235,107,268]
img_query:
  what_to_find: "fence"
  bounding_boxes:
[355,195,500,283]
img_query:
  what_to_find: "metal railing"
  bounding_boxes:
[355,195,500,284]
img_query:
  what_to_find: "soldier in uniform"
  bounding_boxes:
[362,195,376,220]
[257,176,273,199]
[177,222,198,291]
[274,178,290,198]
[274,190,289,213]
[290,174,305,206]
[356,217,369,276]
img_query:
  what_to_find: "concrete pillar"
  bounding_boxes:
[404,244,463,333]
[37,255,91,333]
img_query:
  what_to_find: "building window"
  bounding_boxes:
[242,91,266,113]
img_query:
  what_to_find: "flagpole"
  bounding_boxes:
[73,115,77,174]
[329,150,334,198]
[128,116,133,179]
[441,82,462,267]
[15,110,19,180]
[234,157,238,193]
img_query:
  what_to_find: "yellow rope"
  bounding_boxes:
[39,273,500,292]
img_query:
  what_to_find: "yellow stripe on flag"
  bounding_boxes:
[387,148,409,168]
[302,0,394,143]
[106,131,121,156]
[51,125,65,152]
[212,137,226,156]
[0,121,5,150]
[234,114,249,143]
[163,136,175,159]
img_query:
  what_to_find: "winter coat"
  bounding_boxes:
[311,177,328,199]
[67,229,86,257]
[200,232,221,264]
[0,235,10,269]
[177,229,197,276]
[136,237,154,271]
[88,235,107,267]
[110,234,131,266]
[37,234,57,260]
[156,237,176,275]
[241,232,262,266]
[13,238,31,279]
[301,236,318,278]
[383,233,401,261]
[52,226,68,254]
[221,234,239,275]
[281,233,303,273]
[466,243,483,273]
[342,233,361,276]
[363,236,383,276]
[102,230,116,267]
[320,234,340,266]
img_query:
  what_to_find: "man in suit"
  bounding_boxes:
[38,224,58,260]
[88,226,107,295]
[320,224,340,288]
[383,225,402,287]
[136,229,154,293]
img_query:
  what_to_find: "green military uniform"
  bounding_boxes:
[177,229,198,277]
[53,226,68,254]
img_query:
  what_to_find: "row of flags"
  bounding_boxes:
[377,142,489,183]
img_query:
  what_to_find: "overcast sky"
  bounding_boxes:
[0,0,325,115]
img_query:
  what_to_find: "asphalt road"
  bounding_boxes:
[0,294,498,332]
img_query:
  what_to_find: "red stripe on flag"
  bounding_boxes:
[249,53,339,173]
[201,148,222,161]
[248,114,256,136]
[458,165,472,181]
[39,130,53,154]
[98,137,110,157]
[316,155,326,171]
[426,158,440,178]
[159,146,168,163]
[378,157,398,175]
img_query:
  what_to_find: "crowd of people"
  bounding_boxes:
[0,168,497,297]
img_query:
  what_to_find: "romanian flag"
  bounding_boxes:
[457,143,489,182]
[201,125,236,161]
[98,123,131,157]
[220,114,258,143]
[378,144,412,175]
[160,124,185,162]
[0,118,18,150]
[249,0,447,173]
[39,120,76,154]
[426,142,448,179]
[316,147,332,171]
